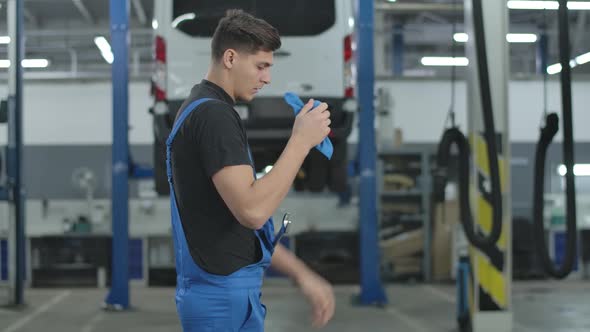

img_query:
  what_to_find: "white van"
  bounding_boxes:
[150,0,356,194]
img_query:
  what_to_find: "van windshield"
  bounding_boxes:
[172,0,336,37]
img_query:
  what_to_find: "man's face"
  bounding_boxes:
[232,50,273,102]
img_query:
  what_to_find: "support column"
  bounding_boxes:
[357,0,387,306]
[6,0,26,307]
[105,0,130,310]
[392,24,404,76]
[464,0,512,331]
[536,32,548,75]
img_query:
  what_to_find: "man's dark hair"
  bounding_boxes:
[211,9,281,62]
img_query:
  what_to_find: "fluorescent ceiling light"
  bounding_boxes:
[454,33,469,42]
[558,164,590,176]
[454,33,537,43]
[506,33,538,43]
[421,57,469,66]
[508,1,559,10]
[171,13,196,28]
[22,59,50,68]
[0,36,10,44]
[0,59,50,68]
[568,1,590,9]
[547,52,588,74]
[508,1,590,10]
[547,63,562,74]
[94,36,114,64]
[575,51,590,65]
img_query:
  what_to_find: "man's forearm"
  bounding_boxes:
[270,243,312,284]
[247,137,309,226]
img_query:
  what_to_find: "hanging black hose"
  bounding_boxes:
[437,0,503,252]
[533,0,577,279]
[437,128,480,247]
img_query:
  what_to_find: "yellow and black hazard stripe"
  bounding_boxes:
[470,133,509,311]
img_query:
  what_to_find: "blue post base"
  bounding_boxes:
[457,257,471,332]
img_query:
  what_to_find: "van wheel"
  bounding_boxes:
[328,141,349,193]
[293,169,306,192]
[328,163,348,193]
[154,136,169,195]
[305,149,328,192]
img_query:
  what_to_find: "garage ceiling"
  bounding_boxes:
[376,0,590,78]
[0,0,588,81]
[0,0,153,80]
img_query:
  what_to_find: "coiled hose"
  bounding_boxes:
[436,0,503,252]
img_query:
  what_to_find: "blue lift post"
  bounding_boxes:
[392,24,404,76]
[536,32,548,76]
[6,0,26,307]
[105,0,130,309]
[357,0,388,306]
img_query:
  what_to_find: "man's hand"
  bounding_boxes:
[269,245,335,327]
[291,99,331,150]
[296,270,335,328]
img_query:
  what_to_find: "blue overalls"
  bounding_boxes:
[166,98,279,331]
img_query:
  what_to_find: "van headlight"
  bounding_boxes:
[342,98,358,112]
[153,101,168,115]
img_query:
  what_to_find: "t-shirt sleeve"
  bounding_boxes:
[193,104,252,177]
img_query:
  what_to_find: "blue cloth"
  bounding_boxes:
[167,98,278,331]
[283,92,334,160]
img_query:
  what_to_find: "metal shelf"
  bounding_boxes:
[149,264,175,269]
[377,147,433,282]
[381,190,423,198]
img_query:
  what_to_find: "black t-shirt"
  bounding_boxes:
[170,79,261,276]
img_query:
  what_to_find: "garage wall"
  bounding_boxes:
[0,81,153,145]
[0,81,154,199]
[0,79,588,202]
[371,78,590,144]
[0,79,588,145]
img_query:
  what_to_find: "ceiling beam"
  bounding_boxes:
[0,71,151,82]
[417,12,450,24]
[131,0,147,25]
[573,12,588,55]
[0,28,152,37]
[24,8,40,27]
[376,3,463,13]
[72,0,95,24]
[3,44,152,54]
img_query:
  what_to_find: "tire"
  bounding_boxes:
[328,140,349,193]
[328,163,348,193]
[305,149,328,192]
[293,169,306,192]
[154,135,169,195]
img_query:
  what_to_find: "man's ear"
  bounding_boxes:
[222,49,238,69]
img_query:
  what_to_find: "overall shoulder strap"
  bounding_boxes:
[165,97,213,183]
[166,97,214,147]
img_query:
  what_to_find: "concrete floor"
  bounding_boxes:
[1,280,589,332]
